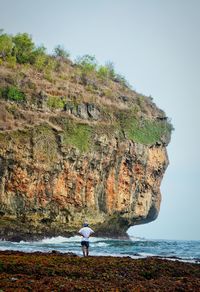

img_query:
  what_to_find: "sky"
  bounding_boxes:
[0,0,199,240]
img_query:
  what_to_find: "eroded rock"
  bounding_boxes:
[0,124,169,239]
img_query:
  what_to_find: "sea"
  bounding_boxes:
[0,236,199,263]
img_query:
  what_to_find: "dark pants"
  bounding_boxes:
[81,241,89,248]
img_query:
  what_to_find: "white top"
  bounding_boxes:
[79,226,94,242]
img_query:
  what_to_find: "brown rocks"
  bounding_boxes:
[0,119,169,239]
[0,46,173,240]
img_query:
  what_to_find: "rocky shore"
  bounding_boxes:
[0,251,199,291]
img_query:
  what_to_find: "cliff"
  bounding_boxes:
[0,35,172,240]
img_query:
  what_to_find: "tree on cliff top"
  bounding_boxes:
[0,33,13,60]
[12,33,35,64]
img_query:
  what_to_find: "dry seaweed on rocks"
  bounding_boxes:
[0,251,199,291]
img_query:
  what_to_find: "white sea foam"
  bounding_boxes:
[138,252,156,257]
[89,251,141,259]
[129,236,147,242]
[41,236,81,244]
[0,236,199,263]
[19,236,111,245]
[90,242,108,247]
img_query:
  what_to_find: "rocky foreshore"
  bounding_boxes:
[0,251,199,291]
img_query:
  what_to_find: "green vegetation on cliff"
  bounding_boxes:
[60,119,92,153]
[0,86,25,102]
[47,95,65,109]
[118,110,173,145]
[0,29,173,150]
[0,30,174,240]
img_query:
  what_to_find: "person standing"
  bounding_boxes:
[78,222,94,257]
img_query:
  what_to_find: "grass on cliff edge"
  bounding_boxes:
[47,95,65,109]
[58,119,92,153]
[0,30,173,148]
[64,124,91,153]
[118,111,173,145]
[127,117,171,145]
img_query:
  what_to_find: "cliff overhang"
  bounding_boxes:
[0,37,173,240]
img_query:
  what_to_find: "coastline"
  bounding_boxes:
[0,223,130,242]
[1,235,200,265]
[0,251,199,291]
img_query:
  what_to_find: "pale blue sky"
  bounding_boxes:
[1,0,199,240]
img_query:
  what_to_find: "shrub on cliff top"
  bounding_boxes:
[104,61,116,79]
[75,54,99,86]
[2,86,25,102]
[114,73,131,88]
[54,45,70,60]
[12,33,35,64]
[75,54,97,74]
[1,29,132,89]
[31,45,48,70]
[97,65,110,81]
[0,33,13,60]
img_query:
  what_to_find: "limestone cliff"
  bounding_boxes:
[0,52,172,241]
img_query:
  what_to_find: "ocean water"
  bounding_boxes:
[0,236,199,263]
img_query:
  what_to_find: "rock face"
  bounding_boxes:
[0,116,170,240]
[0,58,172,241]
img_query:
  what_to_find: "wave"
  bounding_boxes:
[41,236,81,244]
[129,235,147,242]
[19,236,113,245]
[0,236,199,263]
[90,242,108,247]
